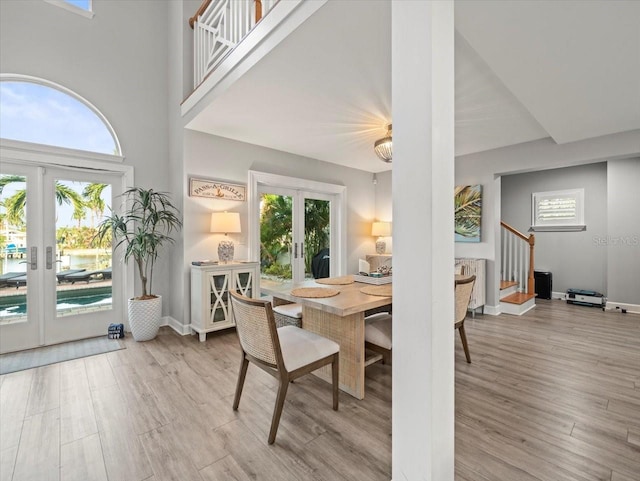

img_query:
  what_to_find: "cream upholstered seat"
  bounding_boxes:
[455,275,476,363]
[364,313,392,364]
[277,325,337,371]
[230,291,339,444]
[272,302,303,328]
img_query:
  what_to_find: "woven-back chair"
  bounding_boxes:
[229,291,339,444]
[455,275,476,363]
[364,313,393,365]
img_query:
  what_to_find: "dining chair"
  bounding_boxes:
[455,275,476,363]
[364,313,392,365]
[229,291,339,444]
[271,298,303,328]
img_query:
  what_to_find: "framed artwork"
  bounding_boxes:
[455,184,482,242]
[189,178,246,201]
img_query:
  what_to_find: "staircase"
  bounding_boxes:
[500,222,536,315]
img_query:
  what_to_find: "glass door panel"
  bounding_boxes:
[0,172,28,323]
[304,197,331,280]
[44,169,121,345]
[0,164,40,353]
[209,272,229,324]
[259,192,294,290]
[54,179,113,316]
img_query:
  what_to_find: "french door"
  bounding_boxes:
[257,186,337,290]
[0,161,124,353]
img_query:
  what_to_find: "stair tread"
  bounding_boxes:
[501,292,536,305]
[500,280,519,290]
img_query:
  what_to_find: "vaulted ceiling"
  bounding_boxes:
[186,0,640,173]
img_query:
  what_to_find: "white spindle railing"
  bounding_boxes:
[500,221,535,295]
[193,0,278,88]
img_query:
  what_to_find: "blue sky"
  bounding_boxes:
[64,0,91,11]
[0,79,114,229]
[0,81,116,154]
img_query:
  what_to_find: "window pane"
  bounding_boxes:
[0,174,28,324]
[532,189,584,228]
[64,0,91,10]
[0,81,116,154]
[55,180,112,317]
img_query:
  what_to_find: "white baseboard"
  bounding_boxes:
[160,316,192,336]
[552,291,567,300]
[605,301,640,315]
[483,305,501,316]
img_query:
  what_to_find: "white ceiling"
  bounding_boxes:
[186,0,640,173]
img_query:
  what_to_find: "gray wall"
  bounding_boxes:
[180,130,377,326]
[0,0,173,311]
[374,132,640,309]
[606,158,640,305]
[501,163,608,295]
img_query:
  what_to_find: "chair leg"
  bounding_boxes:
[268,377,290,445]
[331,353,339,411]
[458,324,471,363]
[233,354,249,410]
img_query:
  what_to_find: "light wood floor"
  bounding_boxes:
[0,300,638,481]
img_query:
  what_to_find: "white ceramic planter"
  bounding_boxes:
[128,295,162,341]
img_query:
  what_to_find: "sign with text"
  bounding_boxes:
[189,178,246,201]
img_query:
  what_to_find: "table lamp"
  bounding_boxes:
[371,221,391,254]
[211,212,241,262]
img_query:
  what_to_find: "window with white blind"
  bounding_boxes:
[531,188,586,231]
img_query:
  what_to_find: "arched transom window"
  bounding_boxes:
[0,75,120,156]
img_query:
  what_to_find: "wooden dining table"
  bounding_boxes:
[268,279,392,400]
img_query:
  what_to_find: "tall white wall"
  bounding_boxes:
[167,0,201,327]
[0,0,173,311]
[181,130,376,325]
[606,158,640,307]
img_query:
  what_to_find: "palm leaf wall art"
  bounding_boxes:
[455,185,482,242]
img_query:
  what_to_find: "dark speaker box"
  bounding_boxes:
[534,271,552,299]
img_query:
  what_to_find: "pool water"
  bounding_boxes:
[0,286,112,318]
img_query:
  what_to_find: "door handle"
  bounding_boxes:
[30,246,37,270]
[294,243,298,259]
[46,246,53,269]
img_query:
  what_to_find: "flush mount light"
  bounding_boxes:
[374,124,392,163]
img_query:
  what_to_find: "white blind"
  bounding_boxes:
[532,189,585,229]
[537,197,577,222]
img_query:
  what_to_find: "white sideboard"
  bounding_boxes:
[190,262,260,341]
[454,258,486,316]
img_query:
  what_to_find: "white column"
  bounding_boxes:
[392,1,455,480]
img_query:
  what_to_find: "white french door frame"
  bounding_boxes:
[248,171,347,282]
[0,139,134,351]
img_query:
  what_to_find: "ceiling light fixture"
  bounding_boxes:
[374,124,392,163]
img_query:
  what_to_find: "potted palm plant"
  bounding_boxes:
[95,187,182,341]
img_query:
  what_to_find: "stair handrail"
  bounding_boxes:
[500,221,535,295]
[189,0,212,29]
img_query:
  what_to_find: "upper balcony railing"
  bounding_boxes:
[191,0,278,88]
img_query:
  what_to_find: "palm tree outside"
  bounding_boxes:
[0,175,112,274]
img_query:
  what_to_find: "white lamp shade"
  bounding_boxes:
[371,221,391,237]
[210,212,241,234]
